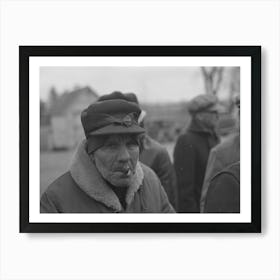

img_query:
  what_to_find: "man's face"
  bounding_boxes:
[196,109,219,130]
[92,134,140,187]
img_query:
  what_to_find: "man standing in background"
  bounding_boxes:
[200,95,240,212]
[139,122,178,209]
[173,94,220,212]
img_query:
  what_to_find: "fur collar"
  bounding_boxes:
[69,141,144,212]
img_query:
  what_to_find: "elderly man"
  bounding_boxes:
[40,92,175,213]
[99,92,178,209]
[173,94,220,213]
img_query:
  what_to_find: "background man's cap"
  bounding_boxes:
[188,94,221,114]
[81,92,146,139]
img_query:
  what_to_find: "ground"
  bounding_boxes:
[40,150,73,196]
[40,142,175,196]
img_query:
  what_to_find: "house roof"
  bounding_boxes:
[49,86,98,116]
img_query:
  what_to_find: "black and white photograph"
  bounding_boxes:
[3,1,279,279]
[40,66,240,214]
[20,46,261,232]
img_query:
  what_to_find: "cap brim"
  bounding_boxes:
[88,124,146,136]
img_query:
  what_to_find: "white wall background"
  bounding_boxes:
[0,0,279,279]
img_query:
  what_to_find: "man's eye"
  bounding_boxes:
[127,142,138,148]
[105,143,118,149]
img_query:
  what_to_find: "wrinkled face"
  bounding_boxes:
[91,134,140,187]
[196,110,219,130]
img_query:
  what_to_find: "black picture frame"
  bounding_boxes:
[20,46,261,233]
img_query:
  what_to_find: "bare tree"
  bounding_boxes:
[201,67,224,95]
[229,67,240,96]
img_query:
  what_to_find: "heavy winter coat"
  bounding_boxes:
[173,119,219,212]
[204,162,240,213]
[40,141,175,213]
[140,135,177,209]
[200,132,240,212]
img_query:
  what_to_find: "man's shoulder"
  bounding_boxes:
[211,162,240,183]
[140,163,163,190]
[43,171,77,197]
[140,163,165,198]
[214,133,239,152]
[222,162,240,180]
[212,133,240,162]
[141,163,159,180]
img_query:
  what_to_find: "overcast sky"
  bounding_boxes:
[40,67,232,104]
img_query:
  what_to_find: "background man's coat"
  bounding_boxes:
[200,132,240,212]
[140,135,177,209]
[173,119,219,212]
[204,162,240,213]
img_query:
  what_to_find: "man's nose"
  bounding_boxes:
[117,145,131,162]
